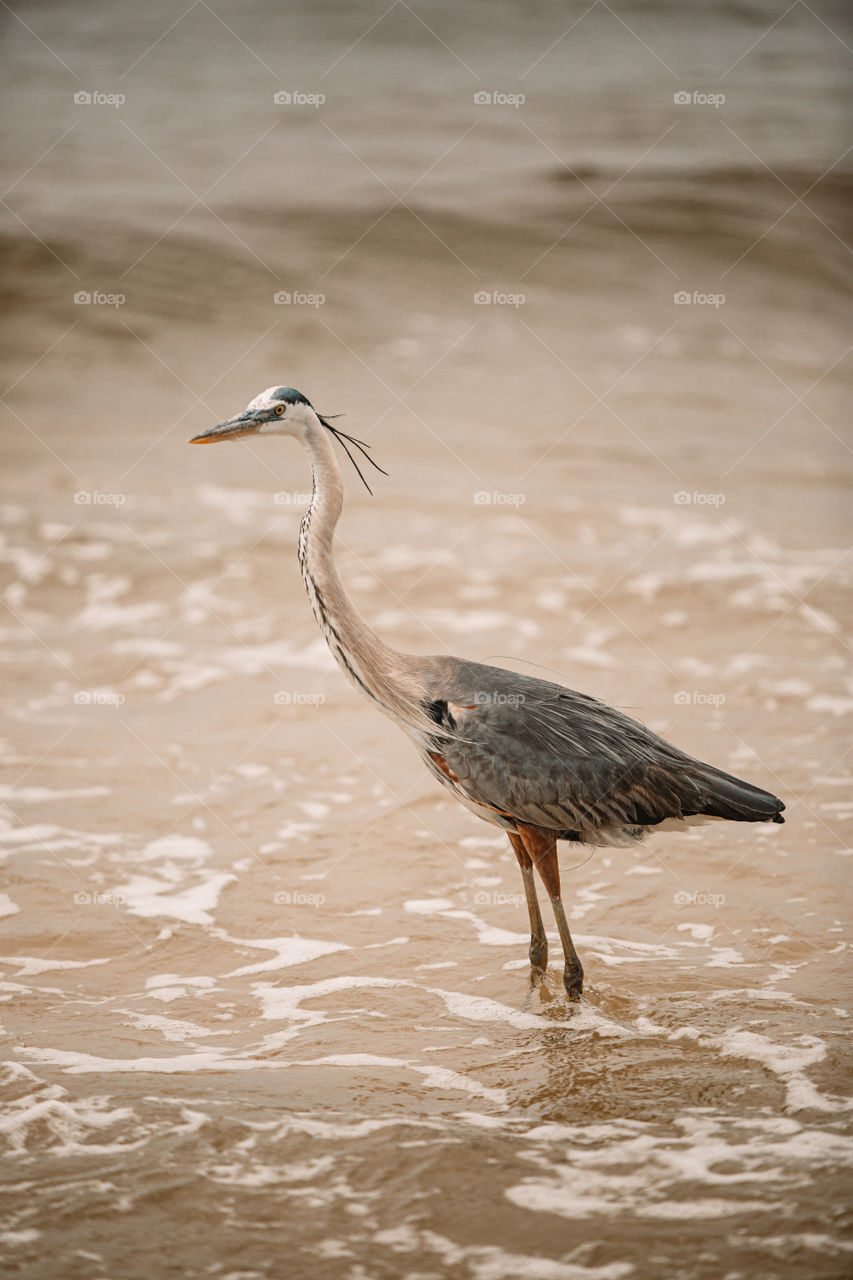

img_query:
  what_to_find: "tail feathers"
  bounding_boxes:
[695,764,785,824]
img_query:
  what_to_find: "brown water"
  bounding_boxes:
[1,2,852,1277]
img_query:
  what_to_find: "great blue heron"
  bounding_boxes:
[190,386,785,1000]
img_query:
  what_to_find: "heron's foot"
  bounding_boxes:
[535,979,555,1005]
[523,966,554,1008]
[562,962,584,1003]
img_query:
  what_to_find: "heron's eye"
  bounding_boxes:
[274,405,286,417]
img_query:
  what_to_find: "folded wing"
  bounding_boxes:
[425,660,784,837]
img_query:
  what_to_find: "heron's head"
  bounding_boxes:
[189,385,387,491]
[189,386,317,444]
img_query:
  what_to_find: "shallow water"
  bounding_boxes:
[1,2,852,1277]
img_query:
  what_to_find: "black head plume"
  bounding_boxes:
[318,414,388,494]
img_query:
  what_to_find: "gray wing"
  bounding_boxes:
[421,658,784,834]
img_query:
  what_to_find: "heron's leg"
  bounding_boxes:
[508,832,548,971]
[517,823,583,1000]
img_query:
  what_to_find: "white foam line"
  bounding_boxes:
[255,974,551,1032]
[0,956,110,977]
[16,1047,273,1074]
[717,1031,852,1114]
[630,1020,850,1115]
[0,785,110,802]
[372,1226,634,1278]
[221,935,350,977]
[13,1044,505,1102]
[706,988,802,1005]
[428,988,549,1031]
[403,901,684,961]
[0,1097,139,1154]
[114,872,235,925]
[305,1054,506,1103]
[120,1012,233,1043]
[256,973,635,1044]
[0,822,124,851]
[0,1230,41,1247]
[129,835,214,864]
[505,1112,853,1223]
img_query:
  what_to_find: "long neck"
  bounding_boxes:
[297,417,431,734]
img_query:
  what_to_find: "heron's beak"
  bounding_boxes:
[189,412,260,444]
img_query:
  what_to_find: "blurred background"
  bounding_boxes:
[1,3,851,1278]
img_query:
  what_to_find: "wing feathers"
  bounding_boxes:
[425,659,785,836]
